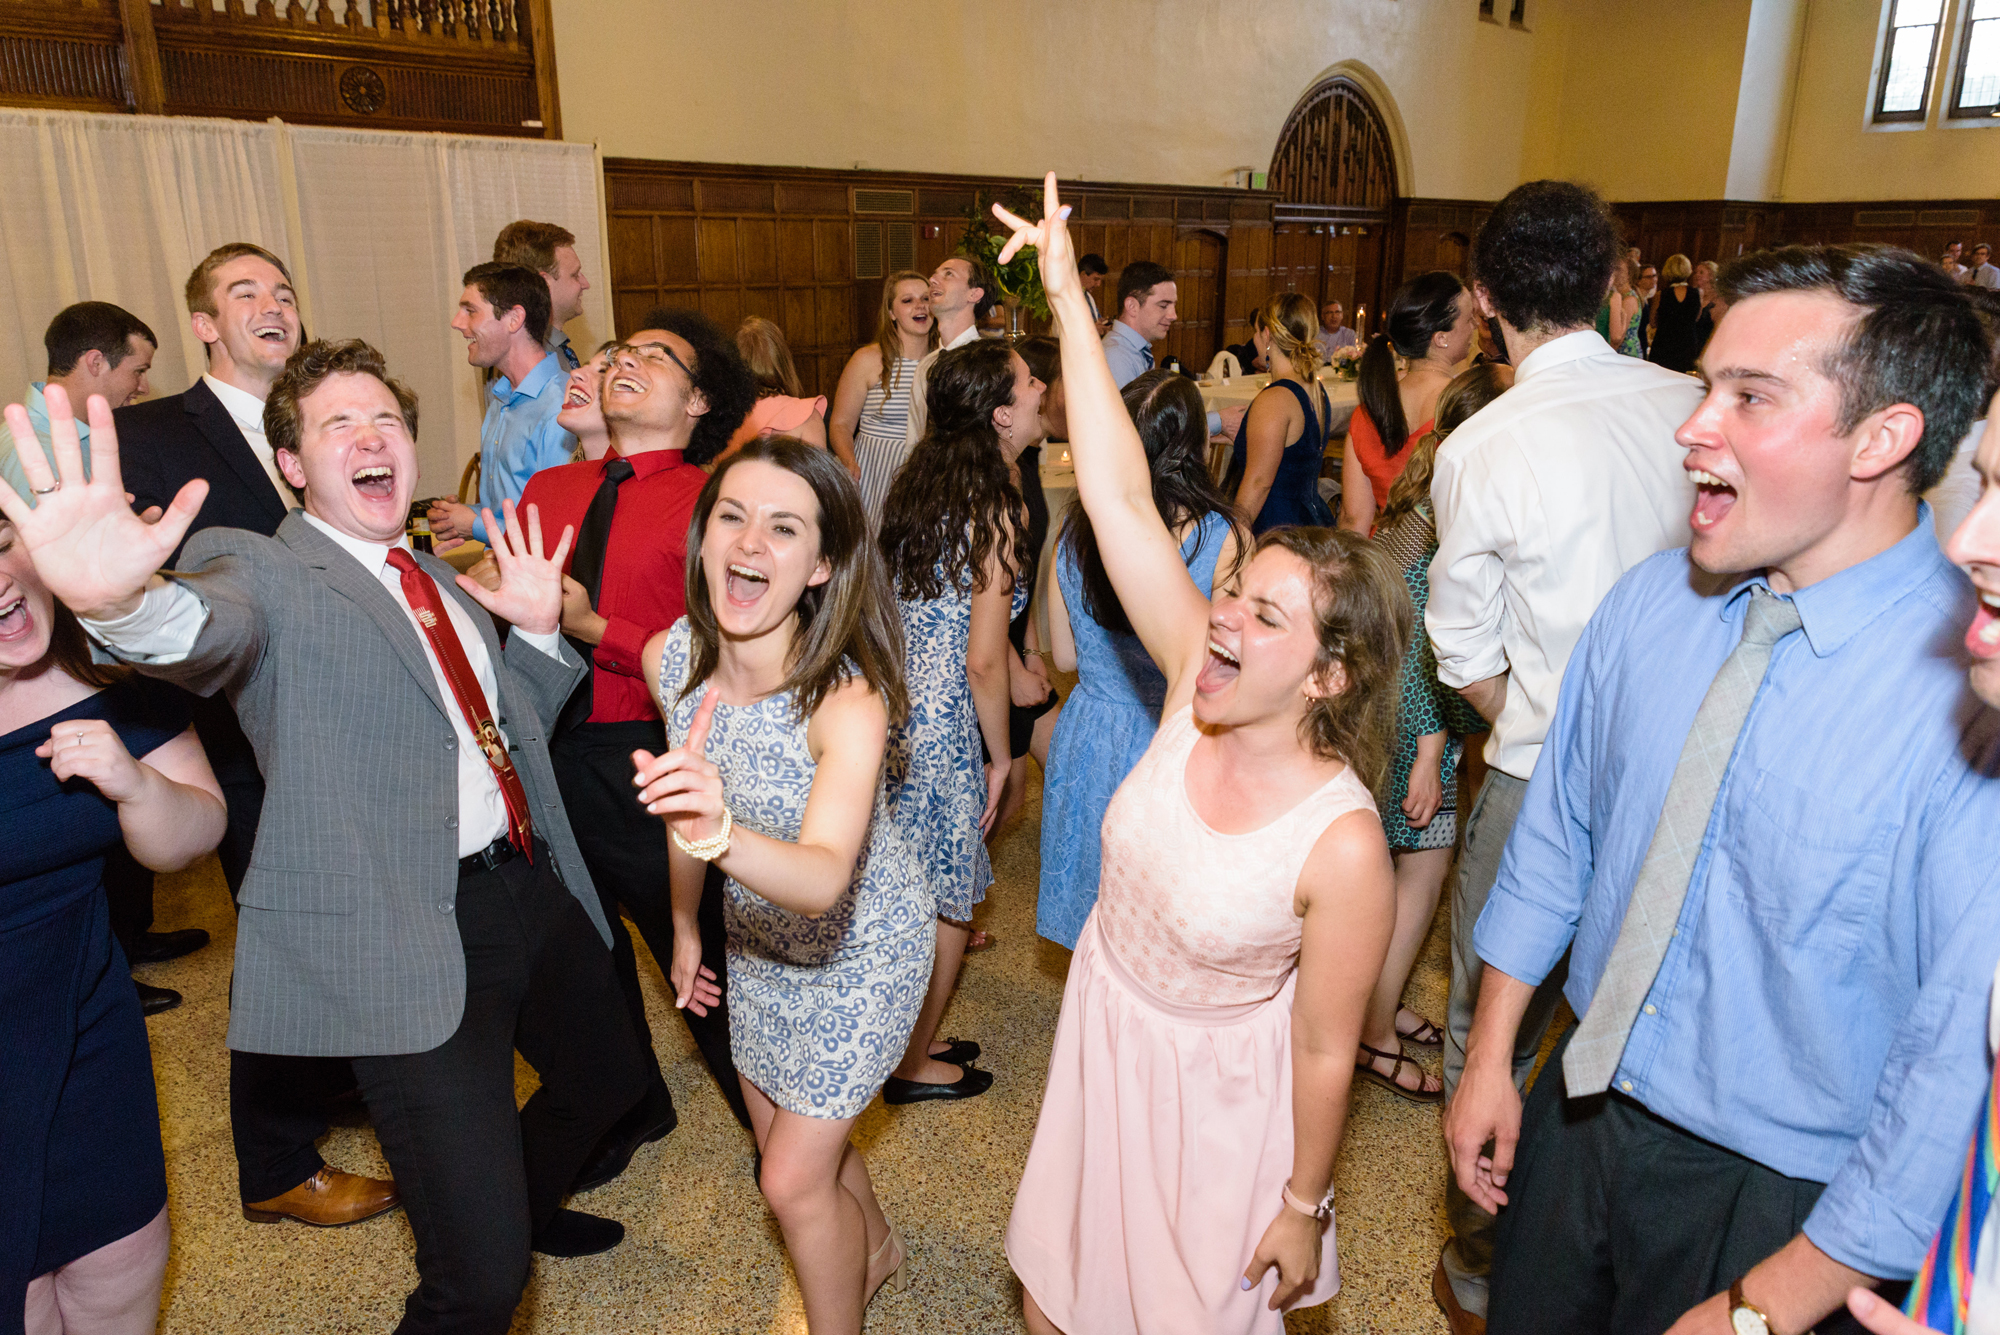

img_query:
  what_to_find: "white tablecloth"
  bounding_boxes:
[1200,372,1362,416]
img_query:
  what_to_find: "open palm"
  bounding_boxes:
[0,385,205,620]
[453,499,573,637]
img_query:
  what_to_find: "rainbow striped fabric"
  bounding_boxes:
[1907,1066,2000,1332]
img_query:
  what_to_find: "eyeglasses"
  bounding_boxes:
[611,340,694,381]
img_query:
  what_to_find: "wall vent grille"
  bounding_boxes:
[1854,209,1916,227]
[853,188,915,214]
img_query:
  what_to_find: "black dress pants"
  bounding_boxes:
[1489,1028,1901,1335]
[193,691,359,1203]
[349,844,647,1335]
[549,720,750,1129]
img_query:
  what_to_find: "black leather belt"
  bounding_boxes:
[458,836,519,878]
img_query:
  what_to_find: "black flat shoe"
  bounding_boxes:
[134,980,182,1016]
[125,928,211,965]
[929,1036,981,1066]
[881,1062,994,1105]
[571,1088,677,1193]
[532,1208,624,1257]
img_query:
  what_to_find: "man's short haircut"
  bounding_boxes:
[184,242,293,319]
[1976,243,1993,258]
[45,301,156,377]
[949,252,999,320]
[462,261,551,345]
[633,306,759,467]
[265,338,419,464]
[1078,253,1109,277]
[492,220,577,276]
[1118,261,1176,318]
[1720,244,1999,495]
[1472,179,1621,333]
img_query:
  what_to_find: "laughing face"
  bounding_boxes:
[1945,390,2000,704]
[556,348,610,438]
[1679,290,1889,590]
[193,255,301,385]
[992,351,1046,462]
[0,521,54,671]
[274,371,419,545]
[452,284,522,371]
[601,329,707,437]
[1194,545,1335,730]
[1125,281,1179,344]
[698,458,831,642]
[892,278,932,340]
[929,259,981,321]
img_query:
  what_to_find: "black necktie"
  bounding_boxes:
[556,457,634,735]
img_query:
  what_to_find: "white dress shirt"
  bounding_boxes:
[82,511,567,856]
[203,373,300,509]
[1974,262,2000,290]
[903,322,984,446]
[1426,329,1702,780]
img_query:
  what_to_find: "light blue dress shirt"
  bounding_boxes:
[0,383,90,506]
[1475,514,2000,1279]
[1101,320,1222,435]
[472,353,574,543]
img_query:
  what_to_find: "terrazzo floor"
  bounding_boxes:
[138,751,1466,1333]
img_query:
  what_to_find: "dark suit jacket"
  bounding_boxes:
[117,378,291,562]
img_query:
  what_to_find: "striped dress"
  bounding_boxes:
[855,354,919,530]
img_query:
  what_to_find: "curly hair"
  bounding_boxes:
[680,437,907,725]
[1358,271,1466,455]
[1473,179,1621,334]
[1253,527,1410,793]
[1058,368,1243,636]
[1720,244,2000,494]
[265,339,418,462]
[634,306,759,466]
[878,340,1025,601]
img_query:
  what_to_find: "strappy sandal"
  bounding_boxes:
[1396,1011,1445,1048]
[1355,1042,1443,1104]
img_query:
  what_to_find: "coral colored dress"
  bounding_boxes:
[1346,404,1433,522]
[1007,706,1375,1334]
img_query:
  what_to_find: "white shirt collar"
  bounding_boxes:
[202,373,269,439]
[1513,328,1618,383]
[300,510,410,576]
[943,322,982,351]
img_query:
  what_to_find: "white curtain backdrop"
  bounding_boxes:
[0,108,608,495]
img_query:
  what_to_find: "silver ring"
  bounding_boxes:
[29,481,59,496]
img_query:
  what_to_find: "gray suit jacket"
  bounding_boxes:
[128,512,608,1057]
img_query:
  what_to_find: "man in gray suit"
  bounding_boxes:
[1,342,650,1334]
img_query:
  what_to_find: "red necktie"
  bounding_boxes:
[385,548,534,860]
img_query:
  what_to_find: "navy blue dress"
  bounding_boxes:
[1223,378,1337,533]
[1,677,181,1312]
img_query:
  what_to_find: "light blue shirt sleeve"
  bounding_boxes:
[1102,326,1223,435]
[469,362,577,543]
[0,419,29,505]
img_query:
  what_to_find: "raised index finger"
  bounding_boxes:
[685,686,720,757]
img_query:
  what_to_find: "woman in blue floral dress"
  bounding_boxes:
[639,438,928,1331]
[877,339,1040,1104]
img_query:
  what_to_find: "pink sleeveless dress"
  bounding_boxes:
[1006,706,1376,1334]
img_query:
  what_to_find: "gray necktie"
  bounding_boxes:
[1561,586,1804,1097]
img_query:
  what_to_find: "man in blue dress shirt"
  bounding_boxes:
[1101,260,1244,440]
[1444,245,2000,1335]
[428,262,577,549]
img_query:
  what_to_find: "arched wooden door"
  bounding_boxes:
[1167,229,1225,371]
[1268,77,1398,335]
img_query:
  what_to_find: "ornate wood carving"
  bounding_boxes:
[1270,78,1397,214]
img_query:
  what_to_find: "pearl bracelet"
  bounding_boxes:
[671,806,733,861]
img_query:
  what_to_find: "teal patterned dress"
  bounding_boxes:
[656,620,934,1119]
[1375,501,1488,850]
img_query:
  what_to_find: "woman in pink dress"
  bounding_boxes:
[991,177,1407,1334]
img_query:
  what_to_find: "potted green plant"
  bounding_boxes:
[961,186,1049,340]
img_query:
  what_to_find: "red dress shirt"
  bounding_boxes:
[519,448,708,723]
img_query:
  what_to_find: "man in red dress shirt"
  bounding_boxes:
[519,307,757,1189]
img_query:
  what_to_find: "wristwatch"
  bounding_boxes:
[1728,1279,1771,1335]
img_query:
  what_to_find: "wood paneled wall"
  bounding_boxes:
[604,158,1289,397]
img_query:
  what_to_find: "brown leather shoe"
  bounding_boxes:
[1434,1250,1487,1335]
[242,1167,400,1227]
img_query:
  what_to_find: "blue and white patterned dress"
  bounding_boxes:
[656,620,934,1120]
[895,557,1029,921]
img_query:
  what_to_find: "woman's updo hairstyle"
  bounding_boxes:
[1256,292,1323,381]
[1356,270,1466,458]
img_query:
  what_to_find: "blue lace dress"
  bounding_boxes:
[655,621,934,1120]
[1036,513,1231,949]
[896,557,1029,921]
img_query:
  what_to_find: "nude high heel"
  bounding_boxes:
[866,1223,911,1301]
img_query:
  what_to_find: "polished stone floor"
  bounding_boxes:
[139,757,1458,1333]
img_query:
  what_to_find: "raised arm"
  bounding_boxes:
[992,175,1212,688]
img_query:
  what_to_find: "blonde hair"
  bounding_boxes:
[736,316,802,398]
[1377,363,1509,532]
[874,270,936,394]
[1662,253,1693,284]
[1257,292,1323,380]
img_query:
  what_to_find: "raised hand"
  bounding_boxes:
[633,688,726,846]
[452,498,571,636]
[991,173,1082,321]
[0,385,206,620]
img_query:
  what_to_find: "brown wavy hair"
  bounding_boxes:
[265,339,419,463]
[878,340,1026,600]
[873,270,936,395]
[1376,362,1508,532]
[1252,526,1410,791]
[680,437,907,725]
[737,316,804,398]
